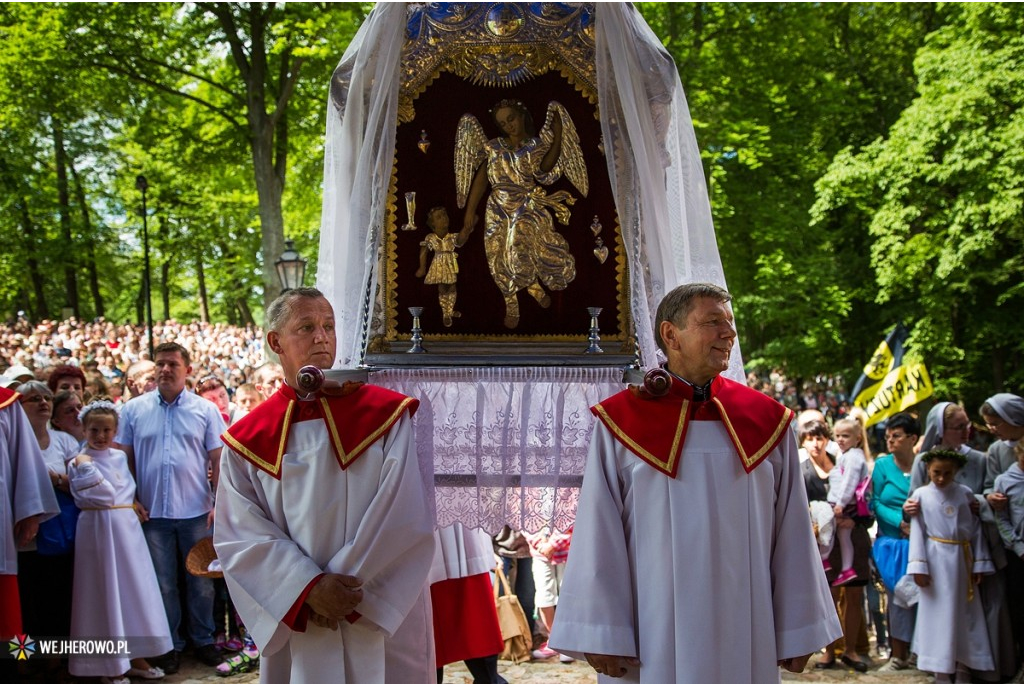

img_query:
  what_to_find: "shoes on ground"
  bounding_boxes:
[151,651,180,675]
[195,643,224,667]
[559,653,575,663]
[880,657,910,672]
[531,642,558,660]
[840,655,869,673]
[216,648,260,677]
[127,666,165,679]
[814,658,836,670]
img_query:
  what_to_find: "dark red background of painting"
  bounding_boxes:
[391,69,625,339]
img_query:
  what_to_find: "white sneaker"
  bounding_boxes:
[558,653,575,663]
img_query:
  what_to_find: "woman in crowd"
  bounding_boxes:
[872,412,920,671]
[51,390,85,444]
[16,381,81,675]
[47,364,87,398]
[800,419,871,672]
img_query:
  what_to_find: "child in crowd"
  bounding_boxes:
[68,401,172,684]
[909,449,994,684]
[526,527,573,662]
[827,417,871,585]
[992,439,1024,669]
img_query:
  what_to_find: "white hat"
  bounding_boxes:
[5,365,34,381]
[0,375,20,390]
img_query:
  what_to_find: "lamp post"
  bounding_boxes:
[135,175,154,360]
[275,240,307,293]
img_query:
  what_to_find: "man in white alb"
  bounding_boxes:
[548,283,842,683]
[214,288,436,683]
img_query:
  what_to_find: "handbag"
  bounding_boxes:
[36,489,80,556]
[872,535,909,593]
[493,563,532,664]
[854,475,873,518]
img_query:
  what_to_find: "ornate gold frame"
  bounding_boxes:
[376,3,632,352]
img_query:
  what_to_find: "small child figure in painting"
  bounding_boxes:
[416,206,461,327]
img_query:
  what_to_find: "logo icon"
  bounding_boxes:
[8,634,35,660]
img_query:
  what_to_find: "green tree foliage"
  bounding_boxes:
[0,2,365,324]
[638,3,938,384]
[813,3,1024,404]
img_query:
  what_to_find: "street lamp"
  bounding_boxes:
[275,240,307,293]
[135,174,154,360]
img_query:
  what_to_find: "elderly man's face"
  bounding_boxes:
[660,296,736,385]
[268,297,337,389]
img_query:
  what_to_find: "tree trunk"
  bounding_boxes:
[69,160,105,318]
[52,118,80,317]
[196,249,210,323]
[235,295,255,326]
[18,197,49,319]
[251,113,286,312]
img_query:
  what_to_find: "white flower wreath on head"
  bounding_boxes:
[79,399,118,423]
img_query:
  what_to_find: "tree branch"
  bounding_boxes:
[89,58,247,132]
[209,2,252,82]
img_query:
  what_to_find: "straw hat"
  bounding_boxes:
[185,537,223,578]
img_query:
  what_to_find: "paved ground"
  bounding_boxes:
[158,647,934,684]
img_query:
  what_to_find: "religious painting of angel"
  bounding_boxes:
[455,100,589,329]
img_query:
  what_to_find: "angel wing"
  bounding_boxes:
[540,101,588,198]
[454,114,488,208]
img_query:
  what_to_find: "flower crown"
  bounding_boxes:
[79,400,118,422]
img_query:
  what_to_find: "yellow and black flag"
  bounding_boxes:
[851,323,933,427]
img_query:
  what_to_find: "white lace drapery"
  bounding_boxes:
[373,367,623,534]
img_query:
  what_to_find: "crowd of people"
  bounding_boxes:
[3,330,287,683]
[2,306,1023,684]
[796,397,1024,683]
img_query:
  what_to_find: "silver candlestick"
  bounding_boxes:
[585,306,603,354]
[408,307,427,353]
[401,191,417,231]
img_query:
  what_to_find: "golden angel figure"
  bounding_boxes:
[455,100,588,329]
[415,207,461,327]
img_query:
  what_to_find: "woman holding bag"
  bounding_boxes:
[872,412,920,671]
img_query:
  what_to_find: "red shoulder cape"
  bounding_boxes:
[592,374,793,477]
[223,383,418,479]
[0,386,18,409]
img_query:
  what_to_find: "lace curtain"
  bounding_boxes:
[374,367,623,534]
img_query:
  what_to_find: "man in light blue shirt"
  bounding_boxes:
[116,342,225,673]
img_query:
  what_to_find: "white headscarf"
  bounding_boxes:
[985,393,1024,427]
[920,401,970,453]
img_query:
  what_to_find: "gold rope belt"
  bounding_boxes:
[928,536,974,601]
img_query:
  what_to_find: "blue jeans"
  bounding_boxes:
[143,515,215,651]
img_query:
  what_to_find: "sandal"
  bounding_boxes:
[222,637,244,652]
[216,649,259,677]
